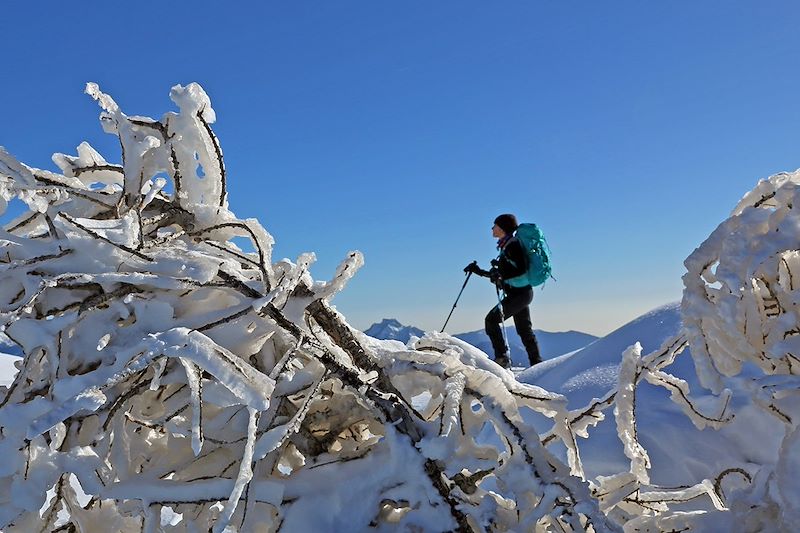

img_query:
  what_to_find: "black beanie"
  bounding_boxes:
[494,214,518,235]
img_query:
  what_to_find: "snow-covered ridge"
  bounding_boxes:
[454,327,597,366]
[364,318,598,365]
[521,302,684,403]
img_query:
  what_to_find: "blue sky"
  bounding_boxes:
[3,2,800,336]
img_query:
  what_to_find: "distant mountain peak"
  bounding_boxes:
[364,318,425,343]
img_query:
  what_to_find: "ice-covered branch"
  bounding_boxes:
[5,80,792,532]
[0,83,621,532]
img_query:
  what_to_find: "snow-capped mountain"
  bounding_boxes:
[363,319,598,365]
[364,318,425,343]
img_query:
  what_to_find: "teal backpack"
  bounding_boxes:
[503,223,553,288]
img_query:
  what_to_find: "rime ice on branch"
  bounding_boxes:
[0,84,619,532]
[680,170,800,530]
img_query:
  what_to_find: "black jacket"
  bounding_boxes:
[471,236,529,290]
[495,236,528,288]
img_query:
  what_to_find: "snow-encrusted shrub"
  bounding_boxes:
[681,170,800,530]
[0,84,619,532]
[565,168,800,531]
[2,81,793,533]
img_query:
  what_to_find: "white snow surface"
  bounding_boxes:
[516,303,782,487]
[0,353,20,387]
[520,302,685,404]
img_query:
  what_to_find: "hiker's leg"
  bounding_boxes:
[500,287,533,317]
[513,305,542,366]
[486,288,532,368]
[501,287,541,366]
[485,304,508,362]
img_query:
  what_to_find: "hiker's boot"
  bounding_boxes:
[495,353,511,369]
[525,338,543,366]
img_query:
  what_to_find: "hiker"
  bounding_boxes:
[464,214,543,369]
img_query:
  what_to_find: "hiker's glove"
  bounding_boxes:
[464,261,481,274]
[489,268,502,284]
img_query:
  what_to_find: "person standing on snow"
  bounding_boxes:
[464,214,542,369]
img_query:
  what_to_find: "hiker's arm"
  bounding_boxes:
[464,262,491,277]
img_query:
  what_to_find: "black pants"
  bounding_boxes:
[485,285,542,366]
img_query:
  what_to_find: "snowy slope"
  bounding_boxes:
[518,302,783,488]
[520,302,686,405]
[454,328,597,366]
[364,319,597,364]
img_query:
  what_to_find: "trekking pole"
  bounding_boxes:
[441,264,475,332]
[496,285,511,358]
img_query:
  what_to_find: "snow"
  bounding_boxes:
[365,317,599,365]
[0,352,20,387]
[515,303,783,491]
[519,302,684,406]
[2,81,799,531]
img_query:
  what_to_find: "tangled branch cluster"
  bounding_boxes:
[0,84,619,532]
[0,82,793,532]
[681,170,800,530]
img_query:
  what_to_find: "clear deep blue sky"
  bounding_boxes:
[3,2,800,336]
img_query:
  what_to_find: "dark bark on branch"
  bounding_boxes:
[196,109,227,207]
[304,299,473,532]
[169,146,184,203]
[542,394,615,446]
[128,118,169,139]
[189,223,269,290]
[7,248,73,269]
[79,284,142,315]
[648,372,733,423]
[754,191,777,208]
[33,174,116,209]
[713,467,752,501]
[73,164,124,178]
[6,211,41,233]
[262,303,305,340]
[203,240,261,269]
[58,213,153,262]
[197,304,253,332]
[216,270,263,299]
